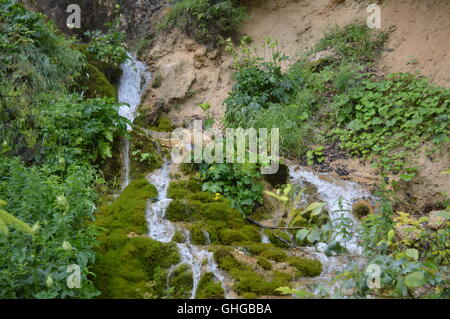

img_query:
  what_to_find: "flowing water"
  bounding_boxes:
[118,53,151,190]
[145,160,228,298]
[117,53,227,299]
[289,166,373,294]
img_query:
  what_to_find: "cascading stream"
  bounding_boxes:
[118,53,151,190]
[289,166,373,293]
[145,160,228,299]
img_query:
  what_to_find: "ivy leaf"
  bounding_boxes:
[307,229,321,243]
[404,271,426,289]
[405,248,419,261]
[296,229,309,241]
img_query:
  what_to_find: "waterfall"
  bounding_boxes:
[146,160,228,299]
[117,53,151,190]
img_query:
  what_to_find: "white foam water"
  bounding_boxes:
[146,160,228,298]
[117,53,151,190]
[289,166,373,294]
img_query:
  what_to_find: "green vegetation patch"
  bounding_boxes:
[93,179,180,298]
[196,272,225,299]
[130,130,163,179]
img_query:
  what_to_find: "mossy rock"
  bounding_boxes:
[189,223,209,245]
[129,130,163,179]
[78,63,116,99]
[167,179,202,199]
[166,199,194,222]
[93,236,180,299]
[288,257,322,277]
[74,44,122,83]
[232,270,290,297]
[352,199,373,219]
[93,179,180,298]
[260,247,288,262]
[213,247,252,273]
[257,257,272,271]
[264,229,292,249]
[172,229,187,243]
[168,264,194,299]
[196,272,225,299]
[96,179,157,235]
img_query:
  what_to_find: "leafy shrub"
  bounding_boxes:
[199,162,264,216]
[332,73,449,176]
[160,0,247,45]
[84,29,128,69]
[0,0,84,95]
[36,96,129,164]
[0,156,100,298]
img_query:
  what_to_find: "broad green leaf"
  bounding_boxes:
[0,209,34,236]
[405,248,419,261]
[307,228,321,243]
[296,229,309,241]
[404,271,426,289]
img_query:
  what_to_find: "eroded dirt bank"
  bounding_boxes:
[139,0,449,212]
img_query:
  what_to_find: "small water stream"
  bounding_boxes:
[145,160,228,298]
[289,166,372,294]
[118,53,151,190]
[117,54,227,299]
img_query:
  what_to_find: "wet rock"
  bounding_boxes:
[427,210,447,230]
[395,225,421,242]
[264,163,289,187]
[307,49,338,71]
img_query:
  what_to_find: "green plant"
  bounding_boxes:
[332,73,449,177]
[84,6,128,69]
[306,146,325,166]
[199,162,264,216]
[160,0,247,45]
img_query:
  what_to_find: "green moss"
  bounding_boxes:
[196,272,225,299]
[232,270,290,297]
[167,179,202,199]
[93,179,180,298]
[130,130,163,179]
[257,257,272,271]
[168,264,194,299]
[242,292,258,299]
[79,63,116,99]
[264,229,292,249]
[157,117,174,132]
[260,248,288,262]
[219,225,260,245]
[213,247,251,273]
[288,257,322,277]
[219,229,249,245]
[189,223,208,245]
[166,199,193,222]
[74,43,122,83]
[96,179,157,235]
[172,229,187,243]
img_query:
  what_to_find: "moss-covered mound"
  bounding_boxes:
[166,178,260,246]
[168,264,194,299]
[196,272,225,299]
[78,63,116,99]
[130,130,163,179]
[93,179,180,298]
